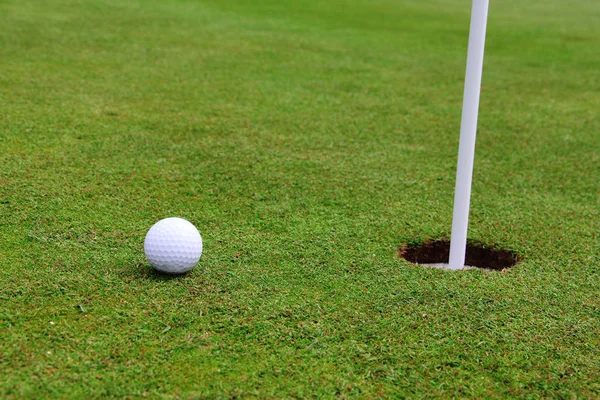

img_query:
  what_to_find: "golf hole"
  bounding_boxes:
[399,240,520,271]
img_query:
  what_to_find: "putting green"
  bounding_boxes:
[1,0,598,397]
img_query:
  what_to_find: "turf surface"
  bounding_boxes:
[1,0,598,397]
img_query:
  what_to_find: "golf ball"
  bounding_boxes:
[144,217,203,274]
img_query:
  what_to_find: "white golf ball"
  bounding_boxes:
[144,217,203,274]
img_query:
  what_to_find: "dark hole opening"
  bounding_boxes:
[399,240,520,271]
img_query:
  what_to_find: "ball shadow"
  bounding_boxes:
[132,262,191,281]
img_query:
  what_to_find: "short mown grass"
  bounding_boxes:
[1,0,598,397]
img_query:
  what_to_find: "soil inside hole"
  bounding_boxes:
[399,240,519,271]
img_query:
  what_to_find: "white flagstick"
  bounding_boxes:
[448,0,490,269]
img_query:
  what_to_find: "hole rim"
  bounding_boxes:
[399,239,521,271]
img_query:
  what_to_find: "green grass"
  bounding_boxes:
[1,0,598,397]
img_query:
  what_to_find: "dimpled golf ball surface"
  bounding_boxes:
[144,218,203,274]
